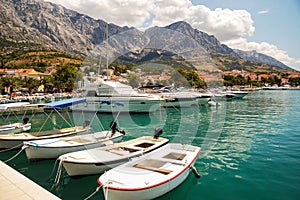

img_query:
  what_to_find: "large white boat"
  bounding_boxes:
[57,129,169,177]
[72,76,164,113]
[97,143,201,200]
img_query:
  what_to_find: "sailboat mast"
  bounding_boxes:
[105,24,109,80]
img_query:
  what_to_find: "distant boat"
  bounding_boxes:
[58,129,169,177]
[229,90,249,99]
[0,98,91,149]
[97,143,201,200]
[161,93,197,108]
[262,85,291,90]
[0,102,32,135]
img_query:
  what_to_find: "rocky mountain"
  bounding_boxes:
[234,49,290,69]
[0,0,134,55]
[0,0,294,72]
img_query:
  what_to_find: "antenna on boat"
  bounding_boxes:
[105,23,109,80]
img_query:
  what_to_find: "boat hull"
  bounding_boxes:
[59,136,169,177]
[24,132,123,161]
[102,162,193,200]
[98,143,201,200]
[72,98,163,113]
[62,160,126,177]
[0,123,31,135]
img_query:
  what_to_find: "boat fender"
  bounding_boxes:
[190,165,201,178]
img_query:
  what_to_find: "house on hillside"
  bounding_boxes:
[0,68,49,80]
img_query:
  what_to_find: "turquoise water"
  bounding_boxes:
[1,90,300,200]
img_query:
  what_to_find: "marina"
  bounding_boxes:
[0,90,299,199]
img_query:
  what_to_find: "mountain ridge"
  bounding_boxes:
[0,0,295,72]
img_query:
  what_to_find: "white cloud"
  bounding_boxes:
[258,10,269,14]
[46,0,154,27]
[225,37,300,70]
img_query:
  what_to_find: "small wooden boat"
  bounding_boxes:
[97,143,201,200]
[23,129,125,161]
[0,102,32,134]
[0,120,31,135]
[0,126,91,149]
[0,98,90,149]
[58,129,169,177]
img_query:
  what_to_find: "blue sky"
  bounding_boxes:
[46,0,300,70]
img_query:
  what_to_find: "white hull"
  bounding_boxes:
[59,136,169,177]
[62,160,125,177]
[24,131,123,161]
[0,126,90,149]
[102,164,192,200]
[98,143,201,200]
[72,98,162,113]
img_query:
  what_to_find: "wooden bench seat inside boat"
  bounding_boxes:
[30,128,76,137]
[163,152,186,160]
[133,159,173,175]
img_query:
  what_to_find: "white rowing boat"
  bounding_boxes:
[97,143,201,200]
[23,129,125,161]
[58,129,169,177]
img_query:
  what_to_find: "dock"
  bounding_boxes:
[0,161,60,200]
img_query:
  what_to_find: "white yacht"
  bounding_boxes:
[72,76,164,113]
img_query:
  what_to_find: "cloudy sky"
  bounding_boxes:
[45,0,300,70]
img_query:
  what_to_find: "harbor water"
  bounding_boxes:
[1,90,300,200]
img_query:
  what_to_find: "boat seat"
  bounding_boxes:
[62,138,91,144]
[163,152,186,160]
[133,159,173,175]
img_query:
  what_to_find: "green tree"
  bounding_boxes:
[53,64,78,92]
[0,76,19,96]
[40,76,54,93]
[21,77,40,94]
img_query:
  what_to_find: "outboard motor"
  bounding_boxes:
[83,120,90,128]
[23,117,29,124]
[154,128,163,139]
[110,121,117,134]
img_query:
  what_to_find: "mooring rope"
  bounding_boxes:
[84,181,111,200]
[51,158,64,189]
[84,185,103,200]
[0,143,23,153]
[48,159,59,182]
[4,145,28,163]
